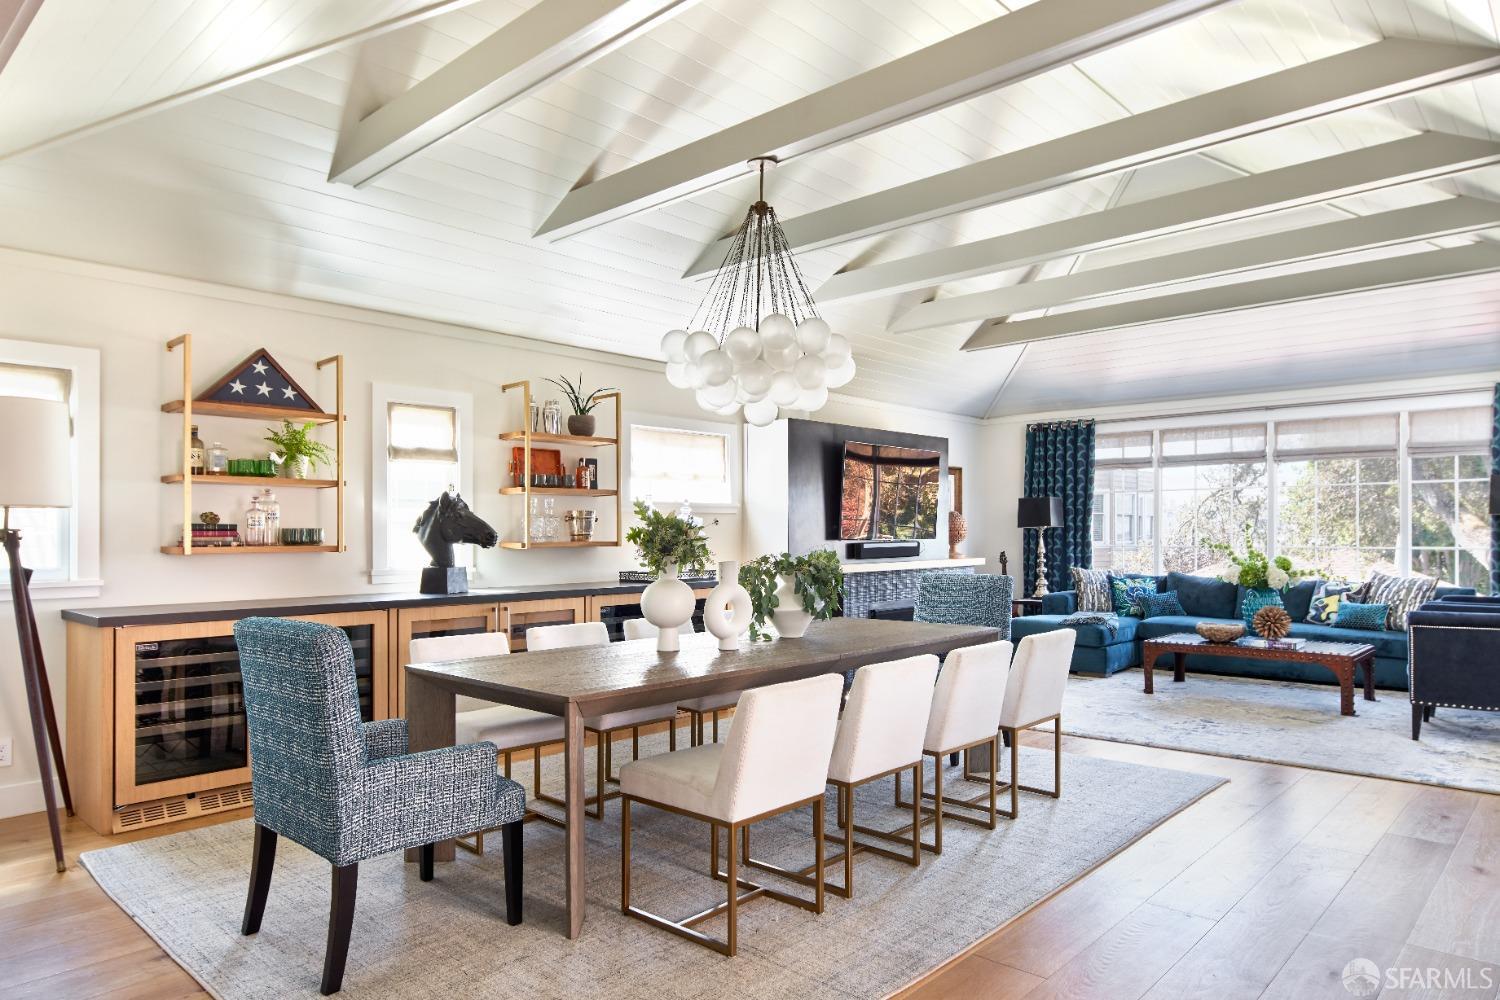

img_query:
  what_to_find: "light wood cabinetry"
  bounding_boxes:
[392,603,500,715]
[499,597,589,651]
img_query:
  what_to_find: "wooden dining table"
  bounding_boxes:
[404,616,1001,938]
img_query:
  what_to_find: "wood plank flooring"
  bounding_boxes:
[1,734,1496,999]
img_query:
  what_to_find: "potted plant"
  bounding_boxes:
[264,419,335,479]
[545,373,617,437]
[624,499,712,651]
[1209,527,1313,635]
[739,549,843,640]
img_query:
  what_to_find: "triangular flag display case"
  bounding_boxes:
[160,334,346,555]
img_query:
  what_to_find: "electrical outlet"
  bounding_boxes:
[0,738,11,767]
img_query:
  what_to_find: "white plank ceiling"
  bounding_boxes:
[0,0,1497,418]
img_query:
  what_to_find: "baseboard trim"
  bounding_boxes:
[0,777,63,820]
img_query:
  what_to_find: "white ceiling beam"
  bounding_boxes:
[0,0,495,163]
[533,0,1234,240]
[817,132,1500,303]
[0,0,44,77]
[690,38,1500,277]
[895,196,1500,332]
[329,0,698,188]
[961,243,1500,351]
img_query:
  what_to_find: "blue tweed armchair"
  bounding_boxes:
[1408,597,1500,740]
[234,618,526,995]
[914,572,1014,636]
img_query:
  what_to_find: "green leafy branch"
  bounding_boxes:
[545,373,617,415]
[624,499,712,577]
[263,419,335,472]
[738,549,844,641]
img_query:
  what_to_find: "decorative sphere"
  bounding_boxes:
[683,360,706,389]
[793,384,829,411]
[759,313,795,352]
[795,316,831,355]
[768,371,801,406]
[661,328,688,363]
[724,326,762,365]
[712,400,741,416]
[825,354,856,388]
[697,348,733,387]
[736,359,774,397]
[822,333,851,367]
[684,329,718,362]
[793,353,827,390]
[763,344,801,372]
[698,379,737,409]
[665,361,693,388]
[743,398,779,426]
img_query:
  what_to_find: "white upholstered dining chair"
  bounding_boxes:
[894,640,1011,853]
[409,632,564,847]
[992,629,1074,817]
[525,621,681,818]
[619,672,844,956]
[623,617,740,746]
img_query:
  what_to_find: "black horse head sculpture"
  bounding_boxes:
[414,491,498,568]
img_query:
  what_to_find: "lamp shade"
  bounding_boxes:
[1017,496,1063,529]
[0,397,72,508]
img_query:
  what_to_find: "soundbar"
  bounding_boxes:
[846,541,922,559]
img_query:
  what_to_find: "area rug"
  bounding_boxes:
[81,739,1222,1000]
[1061,670,1500,794]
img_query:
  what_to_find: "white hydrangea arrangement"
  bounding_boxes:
[1210,528,1309,591]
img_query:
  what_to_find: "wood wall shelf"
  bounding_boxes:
[498,486,616,497]
[162,474,339,489]
[159,545,340,555]
[498,431,616,447]
[162,399,340,423]
[499,540,618,550]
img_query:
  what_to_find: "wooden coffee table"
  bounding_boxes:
[1142,633,1378,717]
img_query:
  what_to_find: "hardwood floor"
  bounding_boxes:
[2,734,1496,999]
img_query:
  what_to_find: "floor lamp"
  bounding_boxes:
[1017,496,1063,599]
[1,396,74,873]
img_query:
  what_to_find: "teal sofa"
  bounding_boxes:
[1009,572,1477,690]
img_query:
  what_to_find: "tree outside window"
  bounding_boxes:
[1411,453,1491,594]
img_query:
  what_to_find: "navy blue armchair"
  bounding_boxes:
[234,618,526,994]
[1407,599,1500,741]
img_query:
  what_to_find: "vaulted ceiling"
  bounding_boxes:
[1,0,1497,418]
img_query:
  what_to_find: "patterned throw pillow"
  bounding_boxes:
[1072,567,1113,612]
[1110,576,1156,618]
[1334,601,1390,631]
[1138,590,1186,619]
[1360,570,1438,631]
[1305,582,1357,625]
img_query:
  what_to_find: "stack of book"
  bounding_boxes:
[181,523,241,547]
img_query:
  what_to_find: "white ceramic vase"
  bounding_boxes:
[771,573,814,638]
[641,561,695,652]
[703,560,752,651]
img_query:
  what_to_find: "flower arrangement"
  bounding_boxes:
[624,499,712,578]
[738,550,843,641]
[1208,528,1310,590]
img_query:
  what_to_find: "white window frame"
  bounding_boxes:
[370,383,475,585]
[624,411,741,514]
[0,338,101,600]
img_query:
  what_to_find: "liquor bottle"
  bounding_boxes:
[189,425,205,475]
[575,458,588,489]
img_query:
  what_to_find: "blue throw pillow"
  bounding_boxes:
[1138,590,1186,619]
[1334,601,1389,631]
[1110,576,1156,618]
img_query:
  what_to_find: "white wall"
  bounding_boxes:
[0,249,996,819]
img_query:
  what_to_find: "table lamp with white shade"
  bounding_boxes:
[0,395,74,872]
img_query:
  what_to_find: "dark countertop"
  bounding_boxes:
[61,578,717,628]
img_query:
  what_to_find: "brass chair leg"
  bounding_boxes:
[813,796,825,914]
[841,788,853,900]
[712,709,720,743]
[932,756,944,855]
[1010,730,1019,819]
[726,820,739,957]
[621,796,632,912]
[909,763,921,864]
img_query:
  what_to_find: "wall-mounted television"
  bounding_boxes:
[839,441,941,541]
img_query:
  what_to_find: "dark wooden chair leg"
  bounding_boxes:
[501,820,524,926]
[1423,705,1435,721]
[320,863,358,996]
[419,843,434,882]
[241,823,277,935]
[1411,702,1423,741]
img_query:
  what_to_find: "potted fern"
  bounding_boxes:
[545,373,617,437]
[739,549,843,640]
[264,419,335,479]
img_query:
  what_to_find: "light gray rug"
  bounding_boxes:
[1062,670,1500,794]
[81,737,1222,1000]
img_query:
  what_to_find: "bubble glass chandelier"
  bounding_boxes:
[660,157,854,426]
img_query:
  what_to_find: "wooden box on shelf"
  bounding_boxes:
[160,334,346,555]
[498,380,622,549]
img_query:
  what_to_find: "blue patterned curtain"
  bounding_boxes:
[1490,383,1498,595]
[1023,420,1095,595]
